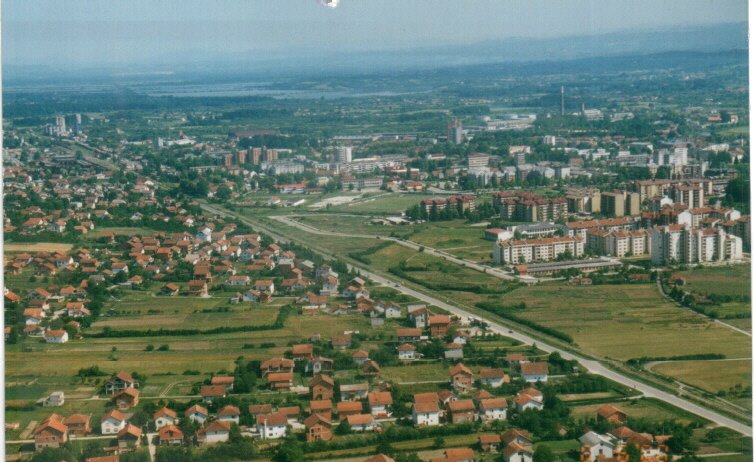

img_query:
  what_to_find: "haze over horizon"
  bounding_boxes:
[3,0,747,70]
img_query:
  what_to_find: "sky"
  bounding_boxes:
[3,0,747,67]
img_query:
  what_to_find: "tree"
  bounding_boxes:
[273,437,305,462]
[534,444,556,462]
[625,443,642,462]
[336,419,352,435]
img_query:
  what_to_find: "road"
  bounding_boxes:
[201,203,753,437]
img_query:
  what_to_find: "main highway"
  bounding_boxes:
[200,203,753,437]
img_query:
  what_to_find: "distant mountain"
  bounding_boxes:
[3,21,747,85]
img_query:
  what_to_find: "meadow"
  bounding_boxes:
[651,358,751,393]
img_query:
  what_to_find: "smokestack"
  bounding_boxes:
[560,86,565,116]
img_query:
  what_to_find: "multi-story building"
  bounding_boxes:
[448,119,463,145]
[468,153,490,169]
[501,196,568,222]
[650,225,742,264]
[566,188,601,214]
[337,146,353,163]
[566,217,638,240]
[670,185,705,209]
[632,179,713,203]
[421,195,476,215]
[586,229,649,258]
[493,236,584,265]
[600,190,641,217]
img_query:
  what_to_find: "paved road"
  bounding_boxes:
[201,203,753,437]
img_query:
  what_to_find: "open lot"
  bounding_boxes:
[676,264,751,323]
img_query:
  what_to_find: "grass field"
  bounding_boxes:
[570,397,704,425]
[87,227,156,238]
[330,192,440,214]
[501,283,752,361]
[90,293,284,331]
[678,264,750,299]
[651,359,752,393]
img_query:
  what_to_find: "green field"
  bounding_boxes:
[652,359,751,393]
[329,192,440,214]
[90,293,284,331]
[501,283,752,361]
[676,264,751,322]
[570,397,705,425]
[678,264,750,298]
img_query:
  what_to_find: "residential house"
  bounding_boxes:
[217,405,241,424]
[310,400,333,421]
[520,362,549,383]
[63,414,91,436]
[33,414,68,450]
[444,343,464,360]
[198,420,232,444]
[200,385,226,403]
[339,383,369,402]
[185,404,209,424]
[267,372,294,390]
[310,374,335,401]
[303,414,332,442]
[479,434,503,452]
[579,431,616,461]
[154,407,178,429]
[412,401,441,427]
[428,315,451,337]
[101,410,127,434]
[348,414,377,432]
[211,376,235,391]
[292,344,314,361]
[336,401,363,421]
[112,388,140,410]
[158,425,184,446]
[398,343,419,361]
[448,399,476,424]
[596,404,627,424]
[45,329,69,344]
[117,424,142,450]
[449,363,474,389]
[362,360,381,378]
[368,391,393,418]
[478,398,508,422]
[479,368,508,388]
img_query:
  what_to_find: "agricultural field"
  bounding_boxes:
[651,358,751,394]
[501,283,752,361]
[90,292,286,332]
[5,242,74,253]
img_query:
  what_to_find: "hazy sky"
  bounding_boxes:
[3,0,747,67]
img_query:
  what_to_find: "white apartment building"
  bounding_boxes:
[651,225,743,264]
[494,236,584,265]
